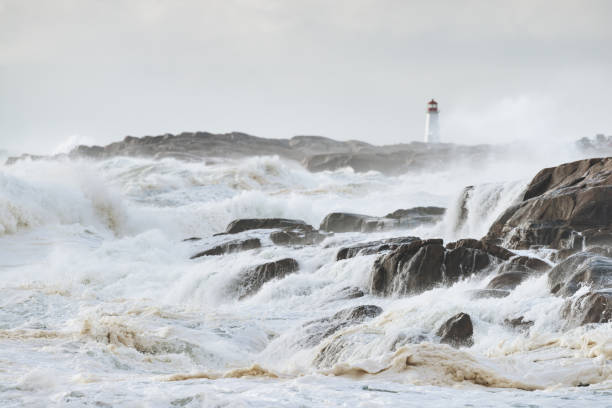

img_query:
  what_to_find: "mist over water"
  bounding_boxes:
[0,144,610,406]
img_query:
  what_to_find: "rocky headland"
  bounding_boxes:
[182,155,611,356]
[4,131,517,175]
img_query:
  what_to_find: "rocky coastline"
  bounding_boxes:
[183,156,611,356]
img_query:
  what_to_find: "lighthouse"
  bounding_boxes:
[424,99,440,143]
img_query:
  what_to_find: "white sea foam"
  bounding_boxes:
[0,153,610,406]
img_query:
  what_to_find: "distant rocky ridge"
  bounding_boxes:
[5,131,506,175]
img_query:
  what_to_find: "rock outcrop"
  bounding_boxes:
[485,157,612,250]
[336,236,419,260]
[485,255,551,291]
[301,305,383,347]
[190,238,261,259]
[6,131,512,175]
[269,229,327,246]
[370,238,512,296]
[319,213,395,233]
[320,207,445,234]
[234,258,299,299]
[436,312,474,347]
[562,290,611,326]
[548,252,612,297]
[224,218,310,234]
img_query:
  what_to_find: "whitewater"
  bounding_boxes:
[0,153,610,407]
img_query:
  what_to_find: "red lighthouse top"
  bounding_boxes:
[427,99,438,113]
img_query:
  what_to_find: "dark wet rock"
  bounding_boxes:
[436,312,474,348]
[498,256,550,274]
[562,290,612,326]
[333,287,365,300]
[485,157,612,250]
[452,186,474,234]
[554,244,612,262]
[548,252,612,296]
[336,236,419,261]
[235,258,299,299]
[320,207,445,234]
[269,229,327,246]
[371,238,507,297]
[383,206,445,228]
[319,213,394,233]
[225,218,311,234]
[486,272,530,290]
[446,239,514,261]
[190,238,261,259]
[182,237,202,242]
[504,316,534,331]
[370,239,445,296]
[301,305,383,347]
[384,206,445,219]
[468,289,510,299]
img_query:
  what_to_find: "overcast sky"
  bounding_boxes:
[1,0,611,154]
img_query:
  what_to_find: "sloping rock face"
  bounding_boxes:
[269,229,327,246]
[547,251,612,327]
[562,290,612,325]
[319,213,395,233]
[485,157,612,250]
[485,255,551,291]
[234,258,299,299]
[548,252,612,297]
[224,218,310,234]
[370,239,512,296]
[384,206,445,228]
[336,237,419,261]
[319,207,445,234]
[436,312,474,347]
[190,238,261,259]
[301,305,383,348]
[66,133,371,162]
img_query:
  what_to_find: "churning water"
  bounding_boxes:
[0,154,610,407]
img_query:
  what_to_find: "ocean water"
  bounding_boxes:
[0,154,610,407]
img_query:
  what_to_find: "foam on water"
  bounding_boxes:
[0,154,610,406]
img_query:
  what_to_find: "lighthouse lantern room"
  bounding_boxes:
[424,99,440,143]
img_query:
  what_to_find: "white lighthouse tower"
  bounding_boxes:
[424,99,440,143]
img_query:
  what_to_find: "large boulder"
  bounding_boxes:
[224,218,311,234]
[234,258,299,299]
[370,238,511,296]
[336,236,419,260]
[485,157,612,250]
[269,229,327,246]
[436,312,474,348]
[562,290,612,326]
[319,213,395,233]
[300,305,383,347]
[383,206,446,228]
[548,252,612,297]
[486,272,529,290]
[320,207,445,233]
[486,255,551,290]
[190,238,261,259]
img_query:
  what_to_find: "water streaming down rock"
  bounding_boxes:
[1,151,611,406]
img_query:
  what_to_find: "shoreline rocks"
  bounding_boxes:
[485,157,612,250]
[436,312,474,348]
[190,238,261,259]
[319,207,445,234]
[235,258,299,299]
[370,238,512,297]
[225,218,311,234]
